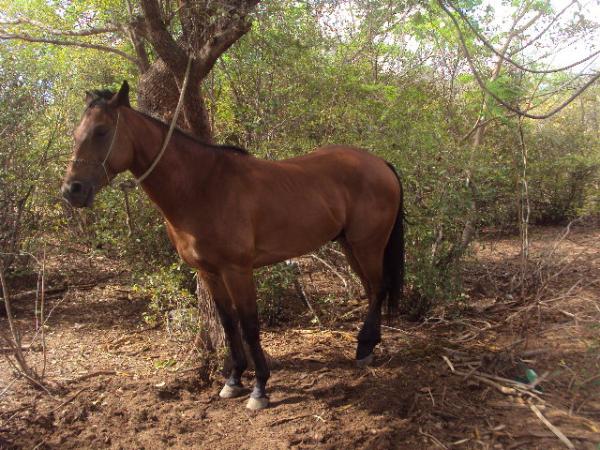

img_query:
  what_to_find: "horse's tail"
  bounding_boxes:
[383,162,405,315]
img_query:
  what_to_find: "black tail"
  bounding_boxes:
[383,162,405,315]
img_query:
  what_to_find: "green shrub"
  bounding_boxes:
[132,263,196,326]
[255,262,297,325]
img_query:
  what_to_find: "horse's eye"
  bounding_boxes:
[94,127,109,138]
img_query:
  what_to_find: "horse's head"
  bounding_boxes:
[61,81,133,208]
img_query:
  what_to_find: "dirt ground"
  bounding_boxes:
[1,226,599,449]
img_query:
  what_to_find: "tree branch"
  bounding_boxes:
[0,30,139,65]
[437,0,600,120]
[139,0,186,72]
[445,0,600,75]
[509,0,577,56]
[0,17,120,36]
[196,18,253,78]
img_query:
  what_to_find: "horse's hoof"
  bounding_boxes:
[246,396,269,410]
[356,353,374,367]
[219,383,245,399]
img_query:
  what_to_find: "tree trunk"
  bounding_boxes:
[136,59,223,355]
[137,58,212,139]
[133,0,259,362]
[196,277,227,353]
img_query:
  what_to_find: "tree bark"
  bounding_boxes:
[196,277,227,353]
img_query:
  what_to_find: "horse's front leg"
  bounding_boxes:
[200,271,247,399]
[221,268,270,410]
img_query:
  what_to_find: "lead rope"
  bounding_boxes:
[135,56,193,184]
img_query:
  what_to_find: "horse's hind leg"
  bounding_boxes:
[200,271,247,399]
[339,239,368,294]
[343,240,386,365]
[221,268,270,410]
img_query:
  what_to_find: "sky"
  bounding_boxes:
[471,0,600,71]
[320,0,600,72]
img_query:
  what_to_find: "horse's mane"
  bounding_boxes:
[86,90,250,156]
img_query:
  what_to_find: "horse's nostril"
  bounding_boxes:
[70,181,83,194]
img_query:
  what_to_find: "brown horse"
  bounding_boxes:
[61,81,404,410]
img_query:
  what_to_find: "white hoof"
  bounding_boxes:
[246,396,269,410]
[219,383,245,399]
[356,353,374,367]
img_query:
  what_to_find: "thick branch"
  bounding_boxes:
[139,0,186,72]
[0,31,139,65]
[196,19,253,78]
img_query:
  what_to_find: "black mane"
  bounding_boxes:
[85,89,249,156]
[87,89,115,108]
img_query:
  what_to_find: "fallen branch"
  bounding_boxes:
[511,429,600,443]
[64,370,118,384]
[106,323,160,349]
[529,403,575,449]
[0,344,41,354]
[418,427,448,449]
[442,356,544,400]
[270,414,311,427]
[0,280,108,303]
[47,387,89,416]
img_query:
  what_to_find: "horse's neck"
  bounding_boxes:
[126,108,219,223]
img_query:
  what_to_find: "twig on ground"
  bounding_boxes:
[0,344,40,354]
[106,323,160,348]
[381,324,410,334]
[442,356,544,400]
[581,373,600,387]
[529,403,575,449]
[0,376,18,399]
[47,387,89,415]
[270,414,311,426]
[64,370,118,384]
[418,427,448,449]
[442,355,455,373]
[175,364,208,374]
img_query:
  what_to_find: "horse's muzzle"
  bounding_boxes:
[61,180,94,208]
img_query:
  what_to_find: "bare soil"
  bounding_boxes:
[1,226,599,449]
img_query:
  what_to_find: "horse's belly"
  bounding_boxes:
[252,215,341,267]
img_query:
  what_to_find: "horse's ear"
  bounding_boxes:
[85,91,95,106]
[110,81,130,107]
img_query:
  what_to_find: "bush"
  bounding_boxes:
[132,264,196,326]
[255,262,298,325]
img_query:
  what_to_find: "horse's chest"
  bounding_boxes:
[166,226,204,267]
[166,225,232,272]
[177,242,202,267]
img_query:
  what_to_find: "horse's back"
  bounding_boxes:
[282,144,400,203]
[273,145,396,186]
